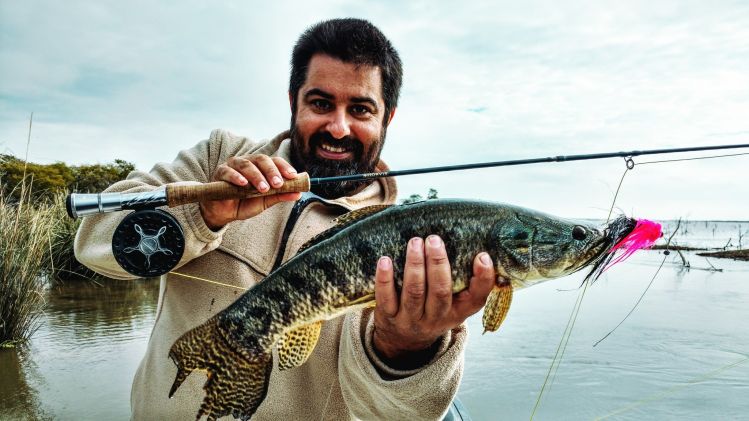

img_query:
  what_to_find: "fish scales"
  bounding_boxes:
[168,199,634,421]
[217,201,507,351]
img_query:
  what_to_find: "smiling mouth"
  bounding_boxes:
[317,142,353,159]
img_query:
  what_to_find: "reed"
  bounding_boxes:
[48,192,104,283]
[0,183,57,347]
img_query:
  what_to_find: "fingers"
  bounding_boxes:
[223,155,299,192]
[227,156,270,192]
[272,157,298,179]
[453,253,496,318]
[212,163,249,186]
[374,257,398,317]
[400,237,426,321]
[424,235,452,322]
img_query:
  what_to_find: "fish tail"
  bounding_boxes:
[168,317,272,421]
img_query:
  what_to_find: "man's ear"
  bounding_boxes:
[288,91,294,112]
[385,107,396,127]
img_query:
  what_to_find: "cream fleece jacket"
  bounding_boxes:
[74,130,467,420]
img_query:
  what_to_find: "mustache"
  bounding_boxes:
[308,132,364,160]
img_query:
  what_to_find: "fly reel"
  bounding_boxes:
[112,209,185,277]
[66,174,312,278]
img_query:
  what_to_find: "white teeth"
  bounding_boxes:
[321,143,346,153]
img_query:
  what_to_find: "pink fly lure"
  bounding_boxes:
[602,219,662,272]
[584,217,662,283]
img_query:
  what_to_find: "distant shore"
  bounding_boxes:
[649,245,749,262]
[697,249,749,262]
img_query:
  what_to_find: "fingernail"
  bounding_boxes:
[272,176,283,186]
[258,181,269,191]
[238,176,248,185]
[480,253,492,266]
[288,168,297,174]
[378,256,392,270]
[409,237,423,249]
[427,235,442,247]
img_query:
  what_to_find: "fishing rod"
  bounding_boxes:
[66,142,749,219]
[65,142,749,277]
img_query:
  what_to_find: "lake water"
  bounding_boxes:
[1,221,747,420]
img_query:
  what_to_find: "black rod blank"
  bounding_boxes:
[310,143,749,185]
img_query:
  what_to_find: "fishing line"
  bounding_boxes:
[593,354,749,420]
[605,159,633,224]
[169,271,248,291]
[548,278,590,390]
[592,220,680,347]
[530,279,591,420]
[532,157,633,418]
[635,151,749,166]
[530,151,744,416]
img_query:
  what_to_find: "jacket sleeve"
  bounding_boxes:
[74,129,258,279]
[338,308,466,420]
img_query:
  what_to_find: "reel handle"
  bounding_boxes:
[166,172,311,207]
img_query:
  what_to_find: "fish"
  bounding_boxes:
[167,199,660,420]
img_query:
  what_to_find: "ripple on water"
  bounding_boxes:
[460,251,749,420]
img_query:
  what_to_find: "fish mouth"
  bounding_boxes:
[567,235,610,272]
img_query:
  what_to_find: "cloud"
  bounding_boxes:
[1,0,748,219]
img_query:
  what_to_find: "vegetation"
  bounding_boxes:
[0,154,134,202]
[0,184,58,347]
[400,188,438,204]
[0,154,135,346]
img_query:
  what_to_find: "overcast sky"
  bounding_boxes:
[1,0,747,220]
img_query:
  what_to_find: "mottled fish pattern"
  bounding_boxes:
[168,199,636,420]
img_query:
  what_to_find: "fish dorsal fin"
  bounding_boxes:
[296,204,392,254]
[332,204,392,225]
[482,280,514,334]
[277,321,323,370]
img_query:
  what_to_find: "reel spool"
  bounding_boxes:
[112,209,185,277]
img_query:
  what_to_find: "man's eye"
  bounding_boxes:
[350,105,371,115]
[311,99,331,111]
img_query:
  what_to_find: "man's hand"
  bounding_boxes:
[373,235,495,364]
[200,154,302,230]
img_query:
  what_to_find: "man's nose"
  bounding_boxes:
[325,108,351,139]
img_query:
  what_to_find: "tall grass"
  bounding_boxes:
[48,192,103,283]
[0,184,58,347]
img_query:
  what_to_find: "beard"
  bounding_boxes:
[289,121,385,199]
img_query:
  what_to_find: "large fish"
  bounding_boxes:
[167,199,659,420]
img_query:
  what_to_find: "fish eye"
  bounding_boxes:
[572,225,587,241]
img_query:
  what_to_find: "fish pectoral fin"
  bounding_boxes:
[482,281,513,334]
[168,317,273,421]
[277,321,323,371]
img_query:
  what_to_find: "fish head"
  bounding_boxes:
[490,210,631,288]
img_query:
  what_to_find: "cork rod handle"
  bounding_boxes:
[165,172,311,207]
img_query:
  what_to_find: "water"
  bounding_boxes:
[0,279,158,420]
[460,221,749,420]
[1,222,747,420]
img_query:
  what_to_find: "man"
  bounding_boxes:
[75,18,494,420]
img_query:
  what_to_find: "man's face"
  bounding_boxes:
[289,54,392,199]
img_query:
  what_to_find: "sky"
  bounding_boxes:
[1,0,748,220]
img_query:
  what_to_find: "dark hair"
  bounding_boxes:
[289,18,403,124]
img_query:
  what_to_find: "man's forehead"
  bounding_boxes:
[301,54,383,103]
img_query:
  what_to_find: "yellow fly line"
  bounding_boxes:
[169,271,249,291]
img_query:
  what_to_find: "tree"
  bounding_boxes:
[400,188,439,204]
[0,154,136,202]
